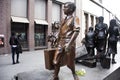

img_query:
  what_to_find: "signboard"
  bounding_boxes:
[0,34,4,47]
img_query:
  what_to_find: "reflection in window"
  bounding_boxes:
[35,25,47,47]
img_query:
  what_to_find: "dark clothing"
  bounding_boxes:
[85,31,95,48]
[9,35,20,64]
[95,23,108,53]
[85,30,95,56]
[107,19,119,64]
[9,36,19,45]
[107,26,119,54]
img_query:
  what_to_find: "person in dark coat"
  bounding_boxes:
[107,19,119,64]
[9,32,20,64]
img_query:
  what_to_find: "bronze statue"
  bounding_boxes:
[94,16,108,58]
[107,19,119,64]
[85,27,95,56]
[52,2,80,80]
[47,22,60,48]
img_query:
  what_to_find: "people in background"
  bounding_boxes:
[9,32,20,64]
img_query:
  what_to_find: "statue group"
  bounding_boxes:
[75,16,119,68]
[45,1,119,80]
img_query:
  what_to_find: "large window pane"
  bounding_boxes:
[52,3,61,23]
[11,0,27,17]
[35,0,46,19]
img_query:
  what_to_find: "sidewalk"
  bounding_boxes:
[0,43,120,80]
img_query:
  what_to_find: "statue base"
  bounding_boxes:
[75,54,96,68]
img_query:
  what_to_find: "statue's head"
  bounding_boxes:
[63,2,76,16]
[89,27,93,31]
[98,16,104,23]
[110,19,116,26]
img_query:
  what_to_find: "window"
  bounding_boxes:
[84,13,88,34]
[96,17,99,24]
[34,25,47,47]
[91,15,94,26]
[11,0,27,17]
[35,0,46,20]
[52,3,61,23]
[11,23,28,48]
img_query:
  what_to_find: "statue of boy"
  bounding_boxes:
[53,2,80,80]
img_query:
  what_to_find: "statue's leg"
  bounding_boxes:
[53,64,60,80]
[67,48,79,80]
[67,62,79,80]
[53,49,62,80]
[112,54,116,64]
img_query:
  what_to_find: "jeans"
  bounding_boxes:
[11,47,19,63]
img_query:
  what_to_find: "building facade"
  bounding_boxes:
[0,0,116,54]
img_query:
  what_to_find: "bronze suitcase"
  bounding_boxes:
[44,48,67,70]
[44,48,56,70]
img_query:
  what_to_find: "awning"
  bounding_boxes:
[34,19,48,25]
[11,16,29,23]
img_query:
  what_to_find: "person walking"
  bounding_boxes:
[9,32,20,64]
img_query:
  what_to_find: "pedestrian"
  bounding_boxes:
[9,32,20,64]
[107,19,119,64]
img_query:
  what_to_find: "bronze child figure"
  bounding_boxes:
[53,2,80,80]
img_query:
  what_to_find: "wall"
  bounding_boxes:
[0,0,11,54]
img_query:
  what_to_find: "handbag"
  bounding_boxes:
[17,45,22,53]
